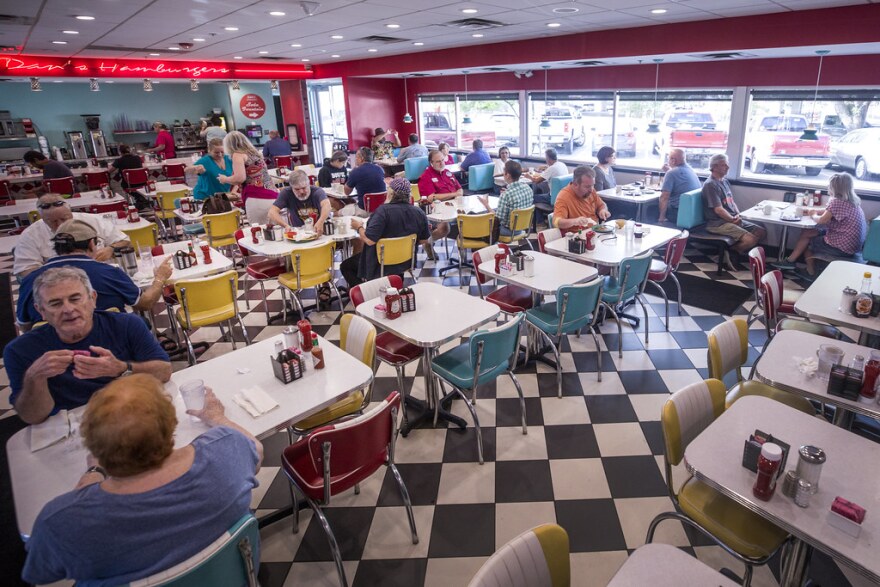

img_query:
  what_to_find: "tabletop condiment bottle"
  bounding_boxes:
[298,319,313,351]
[752,442,783,501]
[850,354,866,373]
[127,206,139,223]
[385,287,402,320]
[855,272,873,318]
[186,241,198,265]
[862,352,880,403]
[311,334,325,369]
[274,340,284,359]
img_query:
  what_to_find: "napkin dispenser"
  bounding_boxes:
[568,236,586,254]
[172,250,194,270]
[399,287,417,313]
[827,365,862,401]
[263,224,283,241]
[271,349,305,384]
[510,251,526,271]
[323,219,336,235]
[742,429,789,477]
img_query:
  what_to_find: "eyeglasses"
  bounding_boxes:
[37,201,67,210]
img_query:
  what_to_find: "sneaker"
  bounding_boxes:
[771,260,797,271]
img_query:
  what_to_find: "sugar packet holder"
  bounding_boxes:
[271,349,305,383]
[742,429,789,478]
[172,250,194,269]
[828,496,867,538]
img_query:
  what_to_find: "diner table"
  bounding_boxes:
[598,185,662,223]
[741,200,820,261]
[794,260,880,344]
[685,395,880,586]
[0,233,21,254]
[754,329,880,428]
[426,195,500,223]
[0,190,126,220]
[131,239,232,288]
[5,333,373,539]
[355,282,500,435]
[544,222,681,268]
[607,543,739,587]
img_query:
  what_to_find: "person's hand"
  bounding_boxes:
[72,346,125,380]
[427,194,435,204]
[350,218,363,230]
[477,194,489,209]
[217,175,229,184]
[193,164,206,175]
[154,257,173,283]
[92,247,115,263]
[25,350,74,380]
[598,208,611,221]
[188,388,226,426]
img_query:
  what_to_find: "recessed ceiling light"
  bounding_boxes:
[52,40,67,44]
[258,51,269,54]
[368,48,378,52]
[472,33,483,38]
[651,8,667,14]
[461,8,478,13]
[75,15,95,21]
[224,26,239,31]
[301,58,310,62]
[331,54,340,58]
[385,23,400,28]
[106,81,114,84]
[193,37,205,42]
[149,53,161,56]
[290,43,302,48]
[547,22,561,28]
[331,35,343,39]
[54,80,63,83]
[552,6,579,14]
[233,56,243,60]
[413,42,424,46]
[269,11,286,16]
[62,30,79,34]
[168,47,180,50]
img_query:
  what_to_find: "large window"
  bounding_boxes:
[744,90,880,192]
[525,92,614,163]
[419,93,520,156]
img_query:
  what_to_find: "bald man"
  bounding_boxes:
[657,148,701,224]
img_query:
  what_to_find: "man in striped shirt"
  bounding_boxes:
[479,160,533,242]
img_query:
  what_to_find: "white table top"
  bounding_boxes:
[795,261,880,336]
[174,208,203,223]
[104,215,153,232]
[754,329,880,420]
[598,185,662,204]
[685,395,880,583]
[545,223,681,267]
[356,282,500,348]
[0,233,20,254]
[477,250,598,295]
[0,191,126,219]
[327,183,358,200]
[426,195,499,223]
[5,333,373,539]
[133,240,232,286]
[740,200,820,228]
[607,543,738,587]
[237,220,360,258]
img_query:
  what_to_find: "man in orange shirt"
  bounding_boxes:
[553,166,610,233]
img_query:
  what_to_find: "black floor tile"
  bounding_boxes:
[537,372,583,397]
[554,499,627,553]
[378,463,443,507]
[603,456,668,498]
[690,315,727,331]
[544,424,601,459]
[618,370,670,394]
[428,504,496,558]
[260,431,291,468]
[670,331,709,349]
[353,559,428,587]
[572,350,616,372]
[257,562,291,587]
[293,507,375,562]
[647,349,695,370]
[442,426,496,463]
[495,396,543,427]
[495,460,555,503]
[601,332,644,352]
[584,395,638,424]
[256,468,297,510]
[640,421,665,456]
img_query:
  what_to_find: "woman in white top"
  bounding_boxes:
[493,146,511,193]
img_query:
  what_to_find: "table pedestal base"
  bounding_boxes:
[399,394,467,437]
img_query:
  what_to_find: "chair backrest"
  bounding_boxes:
[457,212,495,242]
[549,174,572,206]
[468,524,570,587]
[122,168,149,187]
[472,245,498,286]
[467,162,496,191]
[663,230,689,271]
[83,171,111,189]
[340,314,376,371]
[706,318,749,381]
[377,234,416,276]
[469,313,524,386]
[676,188,705,229]
[863,218,880,264]
[89,201,126,214]
[274,155,292,169]
[290,241,335,289]
[234,228,251,258]
[508,206,534,234]
[0,179,9,198]
[43,177,75,195]
[349,275,403,306]
[611,249,654,303]
[163,163,186,180]
[175,270,240,329]
[748,246,767,306]
[127,514,260,587]
[759,269,785,325]
[363,192,387,214]
[410,183,420,201]
[537,228,562,253]
[157,190,187,213]
[204,209,242,245]
[125,223,160,251]
[661,379,727,468]
[555,281,603,335]
[404,156,429,181]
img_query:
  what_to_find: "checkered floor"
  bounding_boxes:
[0,241,874,587]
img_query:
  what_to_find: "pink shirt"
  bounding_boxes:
[154,130,176,159]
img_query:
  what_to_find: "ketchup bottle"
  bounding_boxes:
[385,287,402,320]
[753,443,783,501]
[297,319,313,351]
[494,243,510,273]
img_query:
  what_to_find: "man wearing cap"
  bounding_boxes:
[13,194,131,279]
[371,127,400,161]
[16,219,173,331]
[341,178,430,287]
[4,265,172,424]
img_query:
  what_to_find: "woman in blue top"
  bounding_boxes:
[185,138,232,201]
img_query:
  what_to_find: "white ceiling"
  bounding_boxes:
[1,0,875,70]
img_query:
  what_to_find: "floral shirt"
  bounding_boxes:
[824,197,867,255]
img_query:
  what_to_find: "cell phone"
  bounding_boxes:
[72,350,93,358]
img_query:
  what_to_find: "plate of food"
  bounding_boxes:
[593,224,615,234]
[285,231,320,242]
[779,215,802,222]
[642,189,656,195]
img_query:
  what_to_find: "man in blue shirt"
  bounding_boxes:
[16,219,173,329]
[344,147,386,215]
[268,170,332,229]
[261,130,292,164]
[396,133,429,162]
[657,148,701,224]
[4,265,171,423]
[459,139,492,172]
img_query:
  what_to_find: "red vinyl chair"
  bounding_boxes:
[162,163,187,184]
[234,228,287,322]
[88,201,127,214]
[537,227,562,253]
[747,246,801,325]
[43,177,76,196]
[363,192,387,214]
[122,168,149,191]
[83,170,111,190]
[760,269,841,340]
[472,245,533,314]
[0,179,12,199]
[646,230,689,329]
[282,391,418,587]
[274,155,292,169]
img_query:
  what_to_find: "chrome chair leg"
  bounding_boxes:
[603,302,623,357]
[508,370,527,434]
[257,280,271,323]
[591,326,603,382]
[389,463,420,545]
[227,320,238,350]
[305,496,348,587]
[237,315,251,345]
[637,294,650,344]
[646,280,670,331]
[669,272,683,315]
[393,363,410,430]
[242,274,251,310]
[452,384,484,465]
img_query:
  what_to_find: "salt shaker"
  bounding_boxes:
[794,479,812,508]
[794,445,825,494]
[283,326,299,351]
[840,287,857,314]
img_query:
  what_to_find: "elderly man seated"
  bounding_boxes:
[552,166,611,234]
[22,374,263,585]
[13,193,130,279]
[3,266,171,424]
[16,218,173,330]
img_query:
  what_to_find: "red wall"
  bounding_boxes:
[342,77,413,149]
[278,80,310,164]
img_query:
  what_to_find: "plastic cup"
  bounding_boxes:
[816,345,844,382]
[179,379,206,421]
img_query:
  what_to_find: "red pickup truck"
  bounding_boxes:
[662,111,728,167]
[745,115,831,176]
[422,113,496,149]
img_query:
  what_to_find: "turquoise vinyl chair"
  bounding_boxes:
[862,218,880,265]
[676,188,734,275]
[404,156,429,181]
[126,514,259,587]
[174,198,206,237]
[432,313,527,464]
[548,173,573,207]
[601,249,654,356]
[467,162,496,193]
[525,281,605,398]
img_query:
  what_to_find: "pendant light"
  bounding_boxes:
[230,80,240,91]
[270,79,279,91]
[143,78,153,92]
[89,78,100,92]
[190,79,199,92]
[800,50,830,141]
[646,59,662,134]
[402,75,413,123]
[461,70,472,125]
[30,77,42,92]
[540,66,551,127]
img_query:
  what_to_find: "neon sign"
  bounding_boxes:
[0,55,312,80]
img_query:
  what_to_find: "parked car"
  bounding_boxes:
[586,117,640,157]
[490,113,519,146]
[745,115,831,176]
[529,107,586,154]
[829,127,880,180]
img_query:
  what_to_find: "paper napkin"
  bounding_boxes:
[233,386,279,418]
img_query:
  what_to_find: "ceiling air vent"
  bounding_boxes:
[692,52,756,60]
[409,73,430,77]
[482,67,507,72]
[0,14,36,26]
[358,35,408,44]
[573,60,606,66]
[259,56,285,60]
[442,18,506,31]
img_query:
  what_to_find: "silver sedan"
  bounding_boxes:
[829,127,880,180]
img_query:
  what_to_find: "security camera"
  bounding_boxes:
[178,42,193,49]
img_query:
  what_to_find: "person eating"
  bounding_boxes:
[268,170,332,230]
[553,166,610,233]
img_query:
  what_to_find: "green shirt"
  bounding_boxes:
[496,181,533,229]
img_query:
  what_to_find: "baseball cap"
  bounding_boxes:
[53,218,97,242]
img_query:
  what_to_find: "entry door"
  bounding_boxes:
[307,82,347,163]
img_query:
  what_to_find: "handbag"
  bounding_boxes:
[201,193,233,215]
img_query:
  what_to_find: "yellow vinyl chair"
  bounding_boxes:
[497,206,535,250]
[469,524,570,587]
[203,209,242,261]
[155,188,188,240]
[122,222,160,251]
[646,379,790,587]
[278,241,342,322]
[410,183,420,202]
[447,212,494,286]
[707,318,815,414]
[174,270,250,365]
[377,234,417,282]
